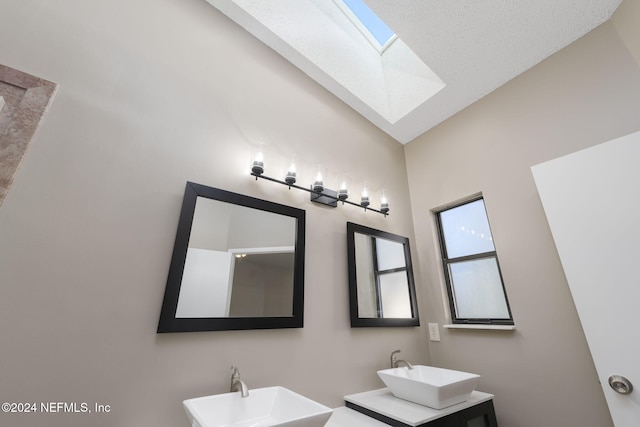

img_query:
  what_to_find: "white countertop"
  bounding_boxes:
[325,407,390,427]
[344,388,494,427]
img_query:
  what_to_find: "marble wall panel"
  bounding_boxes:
[0,64,57,207]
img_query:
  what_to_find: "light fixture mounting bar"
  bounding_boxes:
[251,172,388,216]
[310,187,338,208]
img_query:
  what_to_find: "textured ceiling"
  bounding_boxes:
[207,0,622,143]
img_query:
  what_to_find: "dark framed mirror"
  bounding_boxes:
[158,182,305,332]
[347,222,419,327]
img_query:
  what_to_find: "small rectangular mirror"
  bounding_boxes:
[347,222,419,327]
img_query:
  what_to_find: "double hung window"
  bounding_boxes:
[435,197,513,325]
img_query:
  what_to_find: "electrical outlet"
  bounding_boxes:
[428,323,440,341]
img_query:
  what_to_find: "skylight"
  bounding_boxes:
[337,0,398,53]
[205,0,446,129]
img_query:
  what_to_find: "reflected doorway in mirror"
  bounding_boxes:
[157,182,306,332]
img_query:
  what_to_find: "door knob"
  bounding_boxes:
[608,375,633,395]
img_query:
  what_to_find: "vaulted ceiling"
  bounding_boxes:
[206,0,622,144]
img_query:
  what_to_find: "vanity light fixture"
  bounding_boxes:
[250,155,389,216]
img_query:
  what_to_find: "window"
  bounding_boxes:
[335,0,398,53]
[435,197,513,325]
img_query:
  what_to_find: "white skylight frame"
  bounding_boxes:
[333,0,398,54]
[205,0,445,129]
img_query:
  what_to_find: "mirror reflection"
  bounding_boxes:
[176,197,296,318]
[347,222,419,327]
[158,182,305,332]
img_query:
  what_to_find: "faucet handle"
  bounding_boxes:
[230,365,240,378]
[390,350,401,368]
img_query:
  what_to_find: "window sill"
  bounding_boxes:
[443,324,516,331]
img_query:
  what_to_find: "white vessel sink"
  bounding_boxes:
[377,365,480,409]
[183,386,333,427]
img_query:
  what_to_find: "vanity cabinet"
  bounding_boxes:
[344,389,498,427]
[422,400,497,427]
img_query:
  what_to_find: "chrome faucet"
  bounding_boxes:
[230,365,249,397]
[390,350,414,369]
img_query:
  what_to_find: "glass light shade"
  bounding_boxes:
[313,165,325,193]
[313,171,324,193]
[380,192,389,214]
[252,152,264,175]
[338,175,350,201]
[250,144,266,175]
[361,184,370,207]
[285,160,297,185]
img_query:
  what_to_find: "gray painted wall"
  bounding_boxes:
[0,1,425,426]
[405,11,640,426]
[1,0,639,426]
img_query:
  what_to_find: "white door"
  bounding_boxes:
[532,131,640,426]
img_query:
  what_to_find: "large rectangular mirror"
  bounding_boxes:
[347,222,419,327]
[158,182,305,332]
